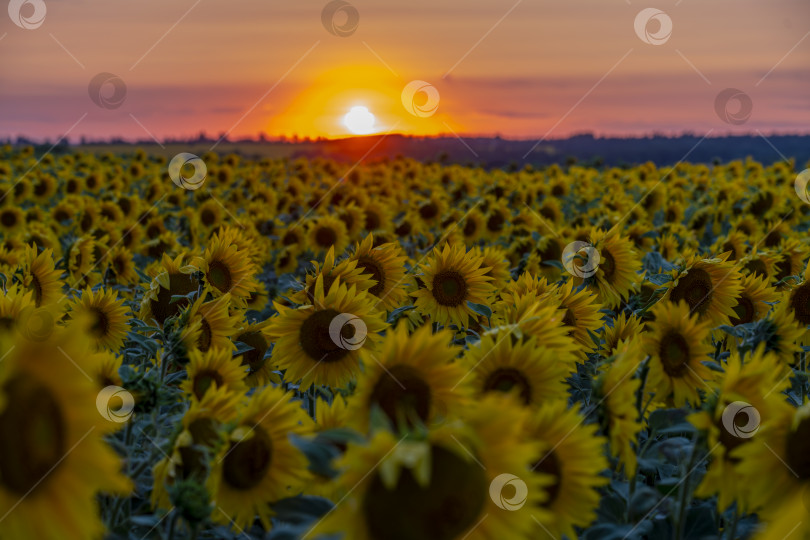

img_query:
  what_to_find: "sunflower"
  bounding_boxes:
[0,325,130,540]
[728,272,778,326]
[596,338,645,478]
[180,347,247,400]
[461,328,570,407]
[554,279,604,355]
[212,386,313,531]
[349,234,413,312]
[138,253,200,327]
[291,245,374,306]
[180,295,240,354]
[772,238,807,289]
[274,246,300,275]
[19,245,63,307]
[663,253,743,327]
[267,276,387,389]
[347,323,468,432]
[233,320,280,387]
[192,234,256,302]
[84,349,123,389]
[739,250,779,279]
[713,230,748,261]
[106,246,138,286]
[411,243,494,328]
[0,206,25,236]
[68,287,129,351]
[497,271,554,307]
[689,345,791,512]
[307,215,350,254]
[318,395,547,540]
[734,402,810,525]
[66,236,97,286]
[644,300,714,406]
[600,311,645,358]
[527,399,610,539]
[582,227,642,309]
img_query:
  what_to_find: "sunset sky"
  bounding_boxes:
[1,0,808,141]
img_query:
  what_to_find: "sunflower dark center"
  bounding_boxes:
[790,283,810,325]
[562,308,576,336]
[236,331,269,374]
[432,270,468,307]
[418,202,438,221]
[659,331,690,377]
[192,369,224,400]
[314,227,337,248]
[486,212,505,232]
[482,368,532,404]
[363,445,487,540]
[207,260,232,293]
[716,412,750,464]
[669,268,712,316]
[299,308,350,363]
[785,416,810,479]
[1,211,18,228]
[368,365,432,429]
[90,307,110,338]
[463,218,477,237]
[532,450,562,507]
[539,240,562,262]
[356,256,386,297]
[729,295,755,326]
[722,241,737,260]
[0,376,66,495]
[775,257,792,282]
[201,209,216,226]
[222,427,273,491]
[365,211,381,231]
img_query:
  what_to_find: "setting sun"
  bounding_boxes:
[343,105,376,135]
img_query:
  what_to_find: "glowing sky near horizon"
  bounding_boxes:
[1,0,808,141]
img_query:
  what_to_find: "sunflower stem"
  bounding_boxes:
[167,511,180,540]
[635,357,650,422]
[673,433,700,540]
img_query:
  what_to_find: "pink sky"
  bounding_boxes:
[1,0,808,141]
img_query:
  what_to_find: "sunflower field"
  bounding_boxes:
[1,145,810,540]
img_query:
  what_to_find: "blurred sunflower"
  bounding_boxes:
[663,253,742,327]
[349,234,413,312]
